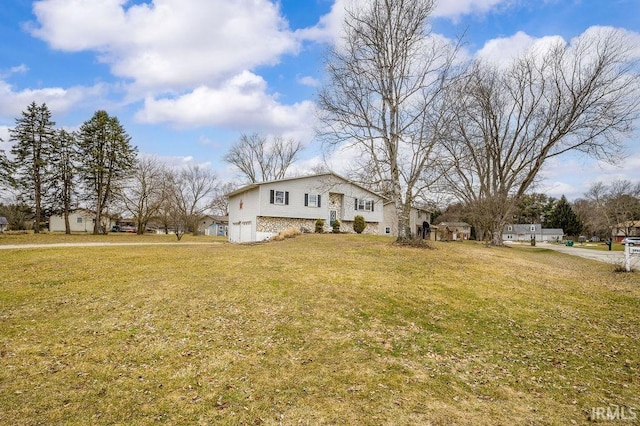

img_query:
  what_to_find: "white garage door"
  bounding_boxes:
[230,221,253,243]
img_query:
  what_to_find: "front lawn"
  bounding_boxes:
[1,235,638,425]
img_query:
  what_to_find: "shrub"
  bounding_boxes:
[332,220,341,233]
[315,219,325,233]
[353,215,366,234]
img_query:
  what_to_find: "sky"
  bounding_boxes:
[0,0,639,202]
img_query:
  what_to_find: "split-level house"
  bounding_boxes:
[226,173,385,243]
[502,224,564,242]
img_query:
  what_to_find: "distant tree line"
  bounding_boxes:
[433,181,640,240]
[0,102,227,238]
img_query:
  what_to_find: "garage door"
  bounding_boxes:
[230,221,253,243]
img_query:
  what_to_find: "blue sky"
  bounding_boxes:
[1,0,639,202]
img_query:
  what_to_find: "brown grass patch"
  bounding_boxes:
[0,235,638,425]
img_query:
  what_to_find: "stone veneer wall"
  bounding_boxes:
[257,216,318,234]
[257,216,379,235]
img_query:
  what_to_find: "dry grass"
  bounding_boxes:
[0,231,226,245]
[271,227,303,241]
[0,235,638,425]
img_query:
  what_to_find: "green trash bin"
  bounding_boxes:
[565,240,574,247]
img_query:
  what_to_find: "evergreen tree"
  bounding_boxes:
[9,102,55,233]
[48,129,79,234]
[547,195,583,237]
[78,111,138,234]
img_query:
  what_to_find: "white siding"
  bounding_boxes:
[228,187,260,243]
[226,174,385,243]
[49,211,96,232]
[257,174,383,224]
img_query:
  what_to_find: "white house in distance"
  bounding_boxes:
[381,202,434,239]
[502,224,564,242]
[49,209,115,233]
[226,173,385,243]
[438,222,472,240]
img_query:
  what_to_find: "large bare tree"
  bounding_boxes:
[224,133,303,183]
[440,28,640,244]
[318,0,459,240]
[119,156,169,234]
[165,165,218,240]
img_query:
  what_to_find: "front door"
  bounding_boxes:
[330,210,337,226]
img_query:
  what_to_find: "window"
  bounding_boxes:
[385,227,391,234]
[304,193,321,208]
[507,225,512,232]
[355,198,374,212]
[530,225,536,232]
[76,217,83,224]
[270,190,289,205]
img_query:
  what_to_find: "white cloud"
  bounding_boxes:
[29,0,300,92]
[432,0,508,21]
[297,75,320,87]
[135,71,317,133]
[0,80,106,118]
[475,31,565,67]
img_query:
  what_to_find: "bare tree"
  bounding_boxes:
[318,0,459,240]
[209,181,238,217]
[119,156,168,234]
[224,133,303,183]
[165,165,218,240]
[440,28,640,245]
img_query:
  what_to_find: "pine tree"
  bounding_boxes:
[77,111,138,234]
[48,129,79,234]
[9,102,56,233]
[547,195,583,237]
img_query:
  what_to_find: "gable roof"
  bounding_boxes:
[542,228,564,235]
[226,172,387,200]
[439,221,470,227]
[504,224,541,233]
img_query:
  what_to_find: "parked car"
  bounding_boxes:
[621,237,640,245]
[120,226,136,233]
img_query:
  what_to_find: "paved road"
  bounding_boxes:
[514,242,636,266]
[0,242,221,250]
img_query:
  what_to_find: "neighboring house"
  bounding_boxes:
[0,216,7,232]
[438,222,471,241]
[226,173,385,243]
[381,203,435,239]
[49,209,115,233]
[199,215,228,236]
[502,224,564,242]
[612,221,640,242]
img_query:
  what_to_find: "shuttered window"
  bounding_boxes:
[270,190,289,205]
[354,198,374,212]
[304,193,321,208]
